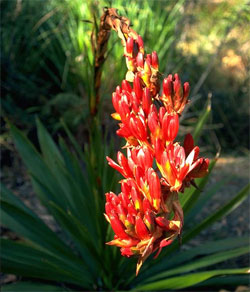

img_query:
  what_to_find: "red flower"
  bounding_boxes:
[105,33,209,275]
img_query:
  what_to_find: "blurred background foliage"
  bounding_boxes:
[1,0,249,155]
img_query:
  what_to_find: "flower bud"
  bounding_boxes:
[137,35,144,53]
[110,214,129,239]
[153,138,164,163]
[133,74,143,101]
[151,51,159,70]
[131,187,142,211]
[142,88,152,116]
[183,82,190,99]
[144,210,155,233]
[117,151,133,178]
[142,198,152,212]
[148,104,159,134]
[137,146,153,170]
[136,52,144,69]
[126,37,134,56]
[112,92,120,113]
[159,107,166,124]
[163,75,173,98]
[162,113,179,142]
[116,85,121,95]
[173,74,183,111]
[122,80,132,93]
[148,169,161,211]
[127,203,137,217]
[135,216,150,239]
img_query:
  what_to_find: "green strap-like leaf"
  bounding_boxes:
[133,236,249,284]
[48,201,101,276]
[9,124,68,209]
[134,268,249,290]
[1,185,71,256]
[185,175,233,223]
[182,183,250,244]
[138,246,249,284]
[195,275,250,288]
[36,117,65,169]
[2,281,71,292]
[1,238,92,288]
[1,187,93,282]
[193,95,211,143]
[181,156,218,213]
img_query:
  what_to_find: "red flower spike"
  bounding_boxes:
[151,51,159,70]
[104,26,210,275]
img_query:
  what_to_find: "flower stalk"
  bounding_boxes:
[101,8,209,275]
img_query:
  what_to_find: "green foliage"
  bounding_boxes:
[1,0,184,133]
[1,119,249,290]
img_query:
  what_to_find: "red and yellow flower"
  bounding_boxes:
[104,28,209,275]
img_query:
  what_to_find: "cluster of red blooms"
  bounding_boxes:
[104,33,209,275]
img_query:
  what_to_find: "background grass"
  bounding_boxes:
[1,0,249,155]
